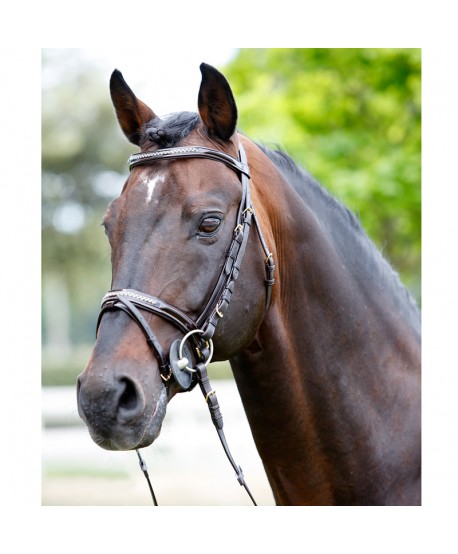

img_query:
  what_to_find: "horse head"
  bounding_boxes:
[77,64,270,451]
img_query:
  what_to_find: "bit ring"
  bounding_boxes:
[178,329,214,372]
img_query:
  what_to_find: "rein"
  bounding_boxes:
[97,141,275,505]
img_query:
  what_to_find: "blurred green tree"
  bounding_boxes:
[42,49,133,370]
[224,48,421,298]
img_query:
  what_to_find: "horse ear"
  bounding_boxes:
[109,69,156,146]
[198,63,237,142]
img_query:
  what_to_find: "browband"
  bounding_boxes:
[128,145,251,177]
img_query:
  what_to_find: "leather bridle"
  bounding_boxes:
[95,141,275,505]
[97,142,275,392]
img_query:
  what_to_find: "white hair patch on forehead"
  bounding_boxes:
[140,172,165,203]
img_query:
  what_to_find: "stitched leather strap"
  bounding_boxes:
[128,146,250,177]
[100,289,197,335]
[97,293,171,378]
[194,363,257,505]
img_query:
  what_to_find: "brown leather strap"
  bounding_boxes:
[97,294,171,379]
[100,289,197,334]
[194,362,257,505]
[128,145,250,177]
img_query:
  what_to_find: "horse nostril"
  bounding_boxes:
[76,375,90,420]
[118,377,137,410]
[116,376,145,421]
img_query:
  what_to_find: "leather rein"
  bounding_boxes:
[96,141,275,505]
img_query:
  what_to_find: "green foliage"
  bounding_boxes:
[224,49,421,298]
[42,50,133,352]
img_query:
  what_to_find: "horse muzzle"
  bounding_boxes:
[76,368,167,451]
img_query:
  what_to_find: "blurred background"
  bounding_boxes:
[42,48,421,505]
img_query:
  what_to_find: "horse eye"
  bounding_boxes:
[198,216,221,235]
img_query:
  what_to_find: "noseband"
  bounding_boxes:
[97,142,275,391]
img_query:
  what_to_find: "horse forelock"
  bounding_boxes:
[141,111,200,148]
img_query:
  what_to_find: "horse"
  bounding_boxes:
[77,62,421,505]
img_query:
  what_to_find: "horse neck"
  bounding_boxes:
[247,139,420,345]
[231,140,421,505]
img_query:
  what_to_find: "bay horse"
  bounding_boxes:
[77,63,421,505]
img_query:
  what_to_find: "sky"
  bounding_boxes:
[42,48,239,233]
[81,47,238,114]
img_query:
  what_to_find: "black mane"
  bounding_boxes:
[258,143,420,322]
[257,144,363,231]
[144,112,200,148]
